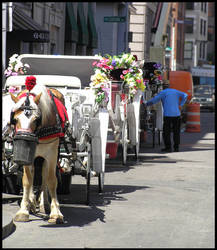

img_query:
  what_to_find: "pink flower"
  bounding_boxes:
[97,63,103,68]
[92,61,97,66]
[136,79,141,83]
[120,74,124,79]
[123,70,128,75]
[9,87,16,93]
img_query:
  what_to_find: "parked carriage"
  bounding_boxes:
[90,54,144,165]
[106,80,142,164]
[2,55,108,219]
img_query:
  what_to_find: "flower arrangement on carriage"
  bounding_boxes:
[90,53,145,105]
[4,54,30,93]
[142,62,164,86]
[4,54,30,77]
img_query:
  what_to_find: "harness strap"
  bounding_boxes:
[48,90,70,153]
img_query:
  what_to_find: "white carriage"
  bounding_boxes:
[106,80,143,164]
[2,54,108,205]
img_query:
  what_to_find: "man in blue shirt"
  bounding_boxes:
[144,80,188,152]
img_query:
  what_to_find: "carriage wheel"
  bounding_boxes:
[121,120,128,165]
[98,172,104,193]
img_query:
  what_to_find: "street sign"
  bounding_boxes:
[165,47,172,51]
[104,16,126,22]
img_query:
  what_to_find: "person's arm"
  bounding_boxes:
[146,92,162,106]
[180,92,188,106]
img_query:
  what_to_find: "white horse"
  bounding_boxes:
[10,81,65,224]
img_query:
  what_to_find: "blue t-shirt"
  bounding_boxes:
[146,88,188,117]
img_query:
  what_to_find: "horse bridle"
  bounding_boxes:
[10,92,42,130]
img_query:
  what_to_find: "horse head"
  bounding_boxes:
[9,91,42,165]
[10,91,42,134]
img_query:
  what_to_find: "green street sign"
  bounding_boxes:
[165,47,172,51]
[104,16,126,22]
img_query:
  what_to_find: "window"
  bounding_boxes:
[184,41,193,59]
[204,3,207,13]
[185,18,194,33]
[204,20,206,36]
[186,2,194,10]
[199,42,206,59]
[201,2,207,13]
[200,19,203,35]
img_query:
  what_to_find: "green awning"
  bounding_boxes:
[77,2,89,45]
[87,3,98,48]
[65,2,78,42]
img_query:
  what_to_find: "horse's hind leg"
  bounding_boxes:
[14,165,35,222]
[47,159,64,224]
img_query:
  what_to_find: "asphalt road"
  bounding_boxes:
[2,111,215,248]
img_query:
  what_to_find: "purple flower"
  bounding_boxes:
[111,59,116,67]
[153,63,162,69]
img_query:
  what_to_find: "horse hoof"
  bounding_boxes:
[14,213,30,222]
[48,217,64,224]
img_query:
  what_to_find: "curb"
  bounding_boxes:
[2,193,21,240]
[2,217,16,240]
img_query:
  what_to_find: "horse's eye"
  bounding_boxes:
[24,109,32,118]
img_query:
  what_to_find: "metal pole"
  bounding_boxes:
[8,2,13,32]
[2,3,7,87]
[171,18,175,71]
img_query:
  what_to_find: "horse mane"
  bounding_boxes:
[30,82,53,127]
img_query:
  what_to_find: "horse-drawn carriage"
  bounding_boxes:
[89,54,145,165]
[2,54,109,223]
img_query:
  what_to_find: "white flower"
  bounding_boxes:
[138,69,143,75]
[128,81,135,88]
[24,63,30,68]
[14,61,23,72]
[9,54,19,63]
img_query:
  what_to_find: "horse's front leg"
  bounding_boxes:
[38,161,50,215]
[14,165,35,222]
[47,159,64,224]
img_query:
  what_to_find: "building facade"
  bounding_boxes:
[170,2,186,71]
[128,2,158,61]
[207,2,215,64]
[3,2,134,75]
[184,2,209,70]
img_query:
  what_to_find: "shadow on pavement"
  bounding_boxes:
[40,183,150,228]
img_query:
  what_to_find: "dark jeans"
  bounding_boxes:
[163,116,181,149]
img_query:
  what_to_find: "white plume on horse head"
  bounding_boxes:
[30,82,53,126]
